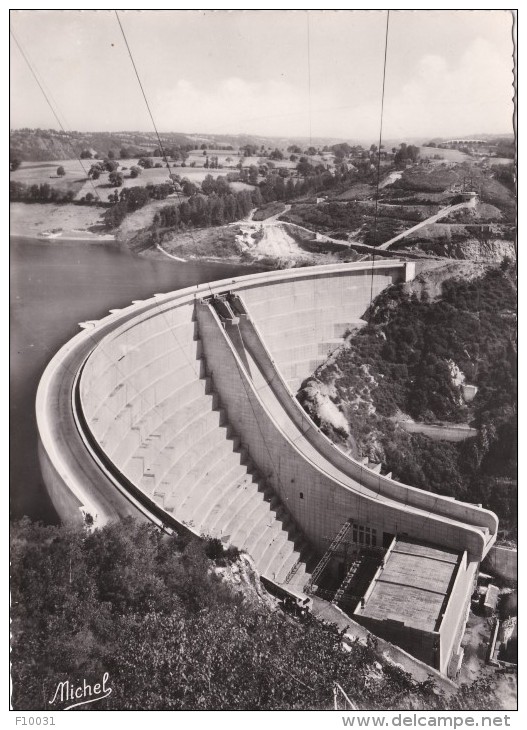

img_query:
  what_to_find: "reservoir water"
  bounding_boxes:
[10,236,262,523]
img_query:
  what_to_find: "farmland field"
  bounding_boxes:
[489,157,515,165]
[11,148,303,204]
[74,161,256,201]
[11,154,258,204]
[10,159,90,196]
[417,146,471,162]
[185,150,299,171]
[186,149,239,168]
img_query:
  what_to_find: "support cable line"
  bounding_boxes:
[369,9,390,307]
[306,11,313,147]
[10,26,203,457]
[11,29,70,131]
[114,10,222,374]
[114,11,172,177]
[114,10,204,264]
[10,27,103,203]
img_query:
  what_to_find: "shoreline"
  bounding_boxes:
[142,245,274,271]
[9,230,275,273]
[10,231,120,245]
[9,201,116,245]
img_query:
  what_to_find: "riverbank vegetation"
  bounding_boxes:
[11,517,503,711]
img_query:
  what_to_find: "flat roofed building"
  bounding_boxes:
[354,539,477,675]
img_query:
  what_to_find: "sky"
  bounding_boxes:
[10,9,515,142]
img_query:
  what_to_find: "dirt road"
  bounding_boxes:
[378,199,476,250]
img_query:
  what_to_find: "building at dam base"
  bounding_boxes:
[36,261,498,679]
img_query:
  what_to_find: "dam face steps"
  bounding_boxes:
[184,457,252,519]
[130,378,211,445]
[138,426,228,495]
[160,437,237,507]
[224,493,276,547]
[199,480,254,537]
[258,536,300,579]
[88,322,316,584]
[250,516,288,557]
[151,422,232,491]
[146,409,225,476]
[163,436,247,511]
[201,479,262,541]
[136,405,221,470]
[96,368,200,447]
[274,548,307,583]
[216,479,267,535]
[180,462,253,527]
[90,338,198,408]
[202,471,266,534]
[194,476,257,537]
[258,531,303,577]
[110,380,210,462]
[137,379,212,437]
[241,510,286,561]
[84,317,198,383]
[264,546,307,585]
[148,393,218,455]
[92,343,201,426]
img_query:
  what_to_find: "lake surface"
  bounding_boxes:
[10,236,262,523]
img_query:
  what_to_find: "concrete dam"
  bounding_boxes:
[37,260,498,677]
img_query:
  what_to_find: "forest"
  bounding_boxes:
[11,517,502,711]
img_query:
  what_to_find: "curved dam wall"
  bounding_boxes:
[38,262,497,579]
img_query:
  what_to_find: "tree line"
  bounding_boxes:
[150,188,260,232]
[103,164,360,232]
[9,180,76,204]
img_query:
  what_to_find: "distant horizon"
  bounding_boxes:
[10,10,515,141]
[9,126,515,147]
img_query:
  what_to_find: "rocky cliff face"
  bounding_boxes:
[403,238,516,263]
[396,259,508,303]
[211,553,277,609]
